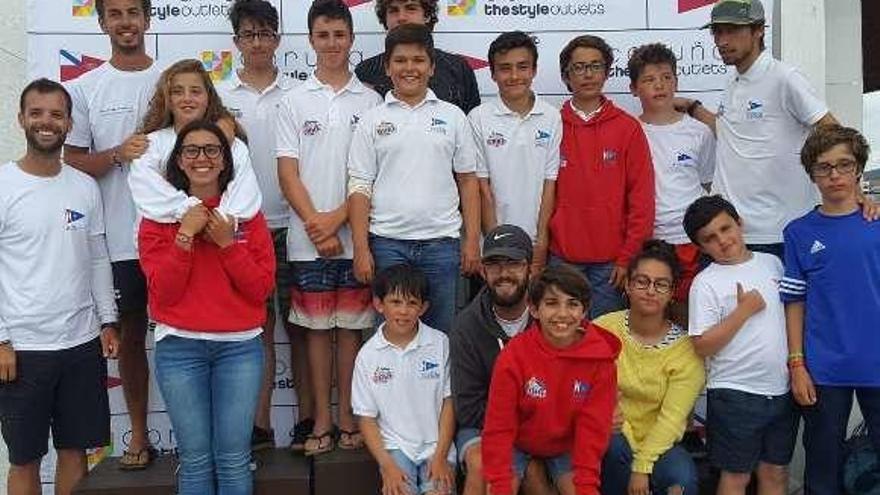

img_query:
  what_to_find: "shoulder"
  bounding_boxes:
[592,310,626,336]
[752,252,783,274]
[682,114,713,137]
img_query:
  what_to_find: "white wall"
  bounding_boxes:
[0,0,26,163]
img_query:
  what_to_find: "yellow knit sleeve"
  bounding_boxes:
[631,340,706,474]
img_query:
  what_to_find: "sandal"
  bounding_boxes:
[118,445,158,471]
[304,430,336,457]
[288,417,315,453]
[337,429,364,450]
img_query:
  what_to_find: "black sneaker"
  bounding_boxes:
[251,426,275,452]
[288,418,315,453]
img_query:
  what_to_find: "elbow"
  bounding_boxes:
[691,340,712,358]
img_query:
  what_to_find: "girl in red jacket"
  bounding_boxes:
[482,264,621,495]
[138,120,275,495]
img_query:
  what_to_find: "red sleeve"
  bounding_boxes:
[137,219,193,307]
[572,362,617,495]
[217,213,276,305]
[481,349,520,495]
[617,123,655,267]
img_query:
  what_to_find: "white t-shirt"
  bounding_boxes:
[688,252,789,396]
[216,71,297,229]
[276,74,382,261]
[713,51,828,244]
[129,127,262,223]
[0,162,118,350]
[642,114,715,244]
[468,96,561,241]
[352,321,455,464]
[65,62,161,262]
[347,90,477,240]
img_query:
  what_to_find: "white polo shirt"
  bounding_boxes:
[65,62,161,262]
[352,321,455,463]
[347,90,477,240]
[217,70,297,229]
[468,96,561,241]
[713,51,827,244]
[276,74,381,261]
[642,114,715,244]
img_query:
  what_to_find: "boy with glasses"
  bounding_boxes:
[781,125,880,494]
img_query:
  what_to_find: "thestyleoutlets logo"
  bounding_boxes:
[450,0,607,19]
[202,50,233,81]
[150,0,236,21]
[60,49,105,82]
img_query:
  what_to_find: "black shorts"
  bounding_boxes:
[0,338,110,465]
[112,259,147,313]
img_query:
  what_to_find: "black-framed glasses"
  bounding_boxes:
[629,275,674,295]
[567,61,606,76]
[483,259,529,275]
[811,159,857,178]
[236,31,279,43]
[181,144,222,160]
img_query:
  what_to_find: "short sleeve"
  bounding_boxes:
[696,122,716,184]
[275,95,302,159]
[780,225,807,302]
[347,111,378,183]
[65,80,92,148]
[442,337,452,398]
[782,68,828,127]
[452,110,477,174]
[544,114,563,180]
[688,276,721,337]
[88,180,106,237]
[468,109,489,179]
[351,350,379,417]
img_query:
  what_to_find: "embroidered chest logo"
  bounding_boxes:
[487,131,507,147]
[746,99,764,120]
[602,149,618,166]
[376,121,397,137]
[525,376,547,399]
[810,240,826,255]
[64,208,86,230]
[572,380,590,401]
[674,152,695,167]
[535,129,551,148]
[350,114,361,131]
[418,360,440,379]
[303,120,322,136]
[227,107,244,119]
[429,117,448,135]
[372,366,393,384]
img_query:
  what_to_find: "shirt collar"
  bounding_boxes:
[385,89,439,109]
[372,321,433,352]
[737,50,772,83]
[492,94,545,118]
[304,73,366,95]
[230,69,294,94]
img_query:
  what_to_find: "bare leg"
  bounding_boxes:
[254,308,276,431]
[306,329,333,441]
[335,328,362,436]
[54,449,87,495]
[756,462,787,495]
[462,444,486,495]
[287,324,313,421]
[717,471,751,495]
[118,309,149,453]
[8,460,41,495]
[522,460,557,495]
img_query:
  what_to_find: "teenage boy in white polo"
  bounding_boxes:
[1,79,119,495]
[62,0,158,470]
[347,23,481,334]
[276,0,382,455]
[675,0,838,260]
[216,0,299,452]
[469,31,560,274]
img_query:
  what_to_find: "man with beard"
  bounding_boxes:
[450,224,552,495]
[0,79,119,495]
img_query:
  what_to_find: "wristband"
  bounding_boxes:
[788,359,805,369]
[111,148,122,166]
[176,232,194,245]
[787,352,804,362]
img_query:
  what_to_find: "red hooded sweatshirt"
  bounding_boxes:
[482,321,621,495]
[550,98,654,267]
[138,198,275,332]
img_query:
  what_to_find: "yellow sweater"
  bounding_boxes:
[594,310,705,474]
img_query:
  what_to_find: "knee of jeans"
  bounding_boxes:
[604,434,632,463]
[178,450,214,478]
[213,449,252,475]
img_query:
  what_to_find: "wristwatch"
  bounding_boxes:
[0,340,12,347]
[686,99,702,117]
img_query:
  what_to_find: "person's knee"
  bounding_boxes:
[213,450,251,480]
[757,462,788,486]
[720,471,752,489]
[464,444,483,480]
[9,459,40,477]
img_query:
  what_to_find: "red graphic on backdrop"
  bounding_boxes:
[60,50,105,82]
[459,54,489,71]
[343,0,372,7]
[678,0,714,13]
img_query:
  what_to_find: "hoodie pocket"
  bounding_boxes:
[549,204,623,263]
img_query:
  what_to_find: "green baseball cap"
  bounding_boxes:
[702,0,765,29]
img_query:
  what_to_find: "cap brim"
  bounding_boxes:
[702,18,764,29]
[482,247,530,261]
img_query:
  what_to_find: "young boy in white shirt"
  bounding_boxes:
[684,195,796,495]
[353,264,455,495]
[628,43,715,318]
[468,31,560,273]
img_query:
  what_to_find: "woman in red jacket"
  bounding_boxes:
[138,120,275,495]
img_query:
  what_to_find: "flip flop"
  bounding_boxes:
[118,445,158,471]
[304,430,336,457]
[337,429,364,450]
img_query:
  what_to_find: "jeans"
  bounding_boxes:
[387,449,454,494]
[802,385,880,495]
[549,257,625,319]
[370,235,460,333]
[601,434,698,495]
[155,335,264,495]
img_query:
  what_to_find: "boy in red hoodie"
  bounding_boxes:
[482,264,620,495]
[551,35,655,319]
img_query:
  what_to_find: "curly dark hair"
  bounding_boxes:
[375,0,438,30]
[166,120,235,195]
[559,35,614,91]
[229,0,279,34]
[627,239,682,284]
[627,43,677,85]
[488,31,538,75]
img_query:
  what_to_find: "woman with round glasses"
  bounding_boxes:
[138,120,275,495]
[594,239,704,495]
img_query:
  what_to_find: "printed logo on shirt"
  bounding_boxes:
[226,106,244,119]
[525,376,547,399]
[98,103,136,117]
[376,121,397,137]
[717,102,726,117]
[559,153,568,169]
[429,118,448,135]
[350,114,361,131]
[303,120,323,137]
[810,240,826,254]
[572,380,590,401]
[674,152,696,167]
[746,99,764,120]
[535,129,551,148]
[602,149,618,166]
[372,366,394,384]
[418,360,440,379]
[64,208,86,230]
[487,131,507,147]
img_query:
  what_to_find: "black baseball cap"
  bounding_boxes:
[482,225,532,261]
[702,0,765,29]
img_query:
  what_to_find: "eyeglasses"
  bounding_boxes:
[567,62,606,76]
[236,31,278,43]
[629,275,674,295]
[181,144,222,160]
[483,259,529,275]
[811,159,857,178]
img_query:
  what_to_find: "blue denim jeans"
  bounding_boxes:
[155,335,264,495]
[370,235,460,333]
[601,434,698,495]
[802,385,880,495]
[549,257,625,319]
[387,449,455,494]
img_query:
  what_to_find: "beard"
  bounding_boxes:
[488,276,529,308]
[25,127,65,155]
